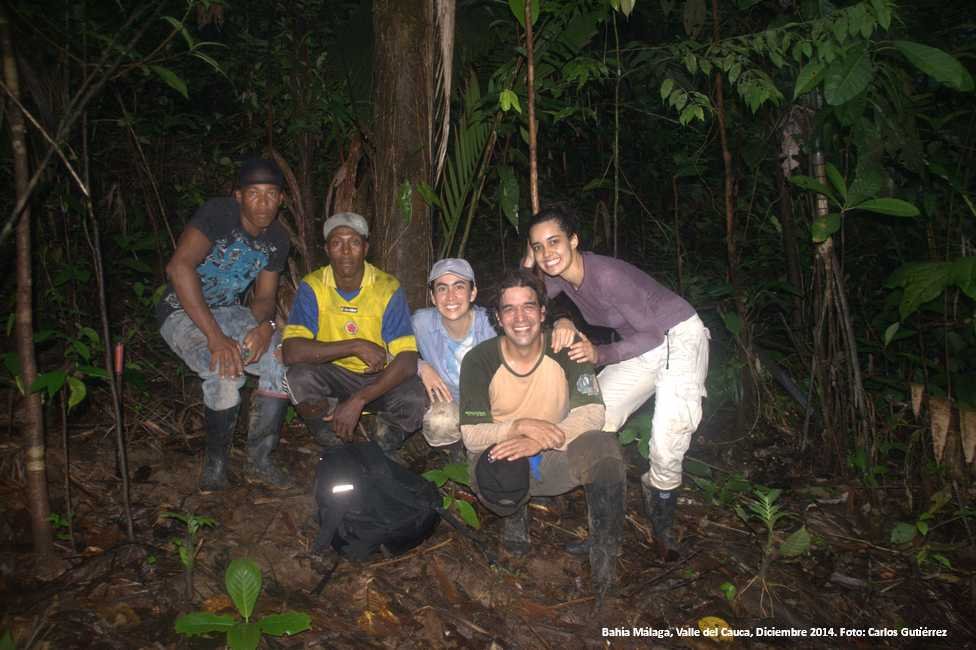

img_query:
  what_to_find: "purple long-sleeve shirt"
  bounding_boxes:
[544,252,696,365]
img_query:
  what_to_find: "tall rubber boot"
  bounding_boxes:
[643,482,678,562]
[373,414,409,465]
[201,404,239,492]
[245,395,290,487]
[298,397,339,448]
[501,503,531,556]
[586,479,625,601]
[303,415,340,448]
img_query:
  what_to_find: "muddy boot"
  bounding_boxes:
[501,504,531,556]
[303,415,340,449]
[245,395,290,488]
[373,415,409,464]
[643,481,678,562]
[201,405,239,492]
[443,441,467,465]
[586,479,625,601]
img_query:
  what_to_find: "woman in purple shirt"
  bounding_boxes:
[524,206,709,559]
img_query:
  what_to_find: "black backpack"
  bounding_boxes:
[313,441,442,561]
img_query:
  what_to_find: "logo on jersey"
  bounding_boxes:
[340,306,358,313]
[344,320,359,335]
[576,373,601,396]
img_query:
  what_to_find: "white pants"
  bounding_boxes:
[599,314,709,491]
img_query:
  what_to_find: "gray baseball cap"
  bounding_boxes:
[323,212,369,241]
[428,258,476,284]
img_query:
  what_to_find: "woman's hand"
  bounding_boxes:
[550,318,578,353]
[419,362,453,403]
[567,331,598,364]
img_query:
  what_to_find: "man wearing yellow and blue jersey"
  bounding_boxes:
[282,212,426,457]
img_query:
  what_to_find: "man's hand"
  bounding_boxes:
[328,394,367,441]
[208,332,243,378]
[566,331,598,364]
[356,340,388,374]
[511,418,565,449]
[419,363,452,402]
[490,435,544,461]
[550,318,578,353]
[241,321,274,365]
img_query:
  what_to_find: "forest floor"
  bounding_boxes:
[1,353,974,649]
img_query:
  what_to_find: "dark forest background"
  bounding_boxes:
[1,0,975,637]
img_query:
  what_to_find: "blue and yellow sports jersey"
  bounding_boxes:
[283,261,417,373]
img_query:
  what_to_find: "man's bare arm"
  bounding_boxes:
[281,337,386,372]
[166,226,242,377]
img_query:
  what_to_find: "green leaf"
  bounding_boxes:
[618,0,636,18]
[498,165,520,231]
[871,0,891,30]
[894,41,974,93]
[684,458,711,478]
[416,182,443,210]
[952,257,976,300]
[890,521,917,545]
[811,213,842,243]
[225,559,262,622]
[720,310,742,338]
[848,164,882,205]
[162,15,195,49]
[883,322,899,348]
[618,427,637,445]
[422,469,448,487]
[442,462,470,486]
[638,428,650,459]
[76,365,110,380]
[508,0,540,28]
[854,198,919,217]
[787,175,838,205]
[455,499,481,529]
[824,162,847,201]
[823,44,872,106]
[258,612,311,637]
[67,376,87,410]
[887,262,952,320]
[793,61,825,98]
[779,526,811,557]
[499,89,522,114]
[174,612,236,637]
[30,370,67,399]
[660,78,674,101]
[149,65,189,99]
[227,621,261,650]
[397,181,413,224]
[719,581,737,602]
[916,520,929,537]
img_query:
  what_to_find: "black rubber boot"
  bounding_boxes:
[443,441,467,465]
[304,418,339,448]
[643,481,678,561]
[586,479,625,601]
[501,504,531,556]
[245,395,290,487]
[201,405,239,492]
[373,415,409,464]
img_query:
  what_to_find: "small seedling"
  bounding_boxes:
[423,462,480,528]
[719,581,737,603]
[47,512,72,542]
[174,558,311,649]
[160,510,216,599]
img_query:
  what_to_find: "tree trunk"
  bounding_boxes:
[1,5,53,555]
[371,0,434,308]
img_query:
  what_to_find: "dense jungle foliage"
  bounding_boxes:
[1,0,975,620]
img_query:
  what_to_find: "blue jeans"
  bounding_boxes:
[160,306,287,410]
